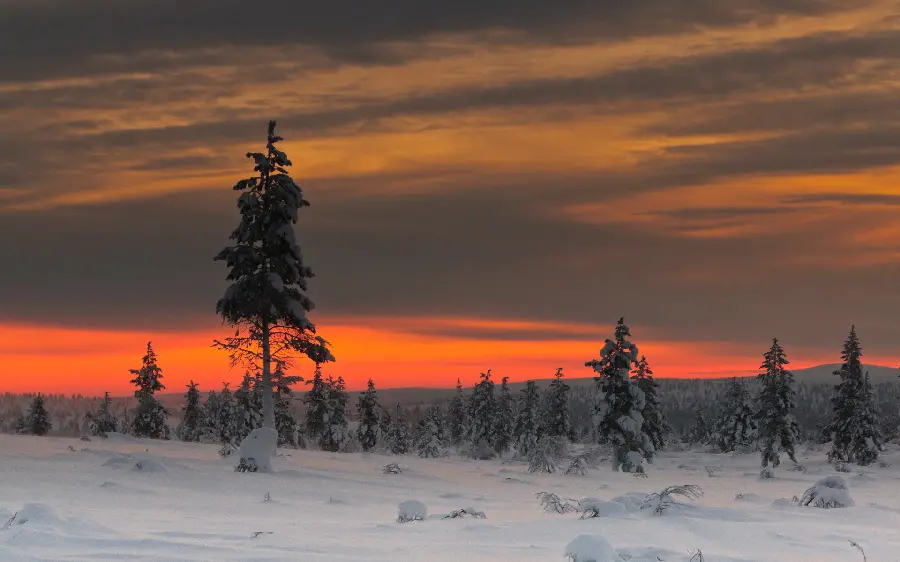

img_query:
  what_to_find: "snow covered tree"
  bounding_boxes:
[632,356,667,458]
[688,408,711,445]
[447,378,466,448]
[586,318,650,473]
[514,380,543,458]
[543,368,574,441]
[26,394,52,436]
[466,369,498,459]
[826,326,881,465]
[378,405,393,446]
[214,121,334,468]
[217,383,238,445]
[320,375,349,452]
[416,405,445,458]
[827,326,864,463]
[756,338,801,469]
[848,372,882,465]
[198,390,222,443]
[129,342,169,439]
[387,404,412,455]
[234,371,263,442]
[273,363,301,447]
[356,379,381,452]
[494,376,514,456]
[178,382,203,442]
[303,366,328,442]
[716,378,757,452]
[86,392,119,437]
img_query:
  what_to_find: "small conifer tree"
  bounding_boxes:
[543,368,574,441]
[86,392,119,437]
[586,318,650,473]
[129,342,169,439]
[756,338,801,469]
[320,375,349,451]
[514,380,543,458]
[27,394,52,436]
[716,378,757,452]
[417,405,445,458]
[848,372,882,465]
[304,366,329,442]
[494,376,515,456]
[632,355,668,458]
[387,404,412,455]
[356,379,381,452]
[447,378,466,447]
[466,369,498,459]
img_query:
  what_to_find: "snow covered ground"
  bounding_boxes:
[2,434,900,561]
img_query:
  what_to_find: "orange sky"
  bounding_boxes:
[0,0,899,395]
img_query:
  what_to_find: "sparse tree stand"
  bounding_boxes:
[214,121,334,472]
[586,318,651,473]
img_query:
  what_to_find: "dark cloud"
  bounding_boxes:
[0,0,860,82]
[1,174,898,353]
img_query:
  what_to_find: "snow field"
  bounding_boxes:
[2,434,900,561]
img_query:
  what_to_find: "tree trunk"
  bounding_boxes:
[261,320,275,429]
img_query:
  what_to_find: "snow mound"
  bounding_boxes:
[237,428,278,473]
[2,503,114,538]
[798,475,854,508]
[397,500,427,523]
[610,492,648,512]
[564,534,623,562]
[579,498,627,518]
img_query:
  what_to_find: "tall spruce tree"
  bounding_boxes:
[586,318,650,473]
[848,372,882,465]
[632,356,667,458]
[27,394,52,436]
[214,120,333,450]
[129,342,169,439]
[514,380,542,458]
[86,391,119,437]
[179,382,203,442]
[543,368,574,441]
[716,378,757,452]
[466,369,498,459]
[356,379,381,452]
[756,338,801,469]
[321,375,349,451]
[494,376,515,456]
[447,378,466,447]
[199,390,222,443]
[417,404,445,458]
[304,366,328,442]
[387,404,412,455]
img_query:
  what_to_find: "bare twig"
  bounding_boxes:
[689,548,704,562]
[2,512,17,529]
[250,531,273,538]
[848,540,867,562]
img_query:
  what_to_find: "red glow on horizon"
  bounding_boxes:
[1,318,896,397]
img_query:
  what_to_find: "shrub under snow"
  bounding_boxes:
[797,476,854,509]
[236,428,278,473]
[564,534,623,562]
[397,500,427,523]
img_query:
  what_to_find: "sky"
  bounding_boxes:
[1,0,899,395]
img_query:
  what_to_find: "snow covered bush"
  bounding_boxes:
[528,436,559,473]
[443,508,486,519]
[564,534,623,562]
[579,499,627,519]
[236,427,278,473]
[397,500,427,523]
[565,455,588,476]
[383,462,402,474]
[797,475,854,508]
[640,484,703,515]
[759,467,775,479]
[535,492,579,514]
